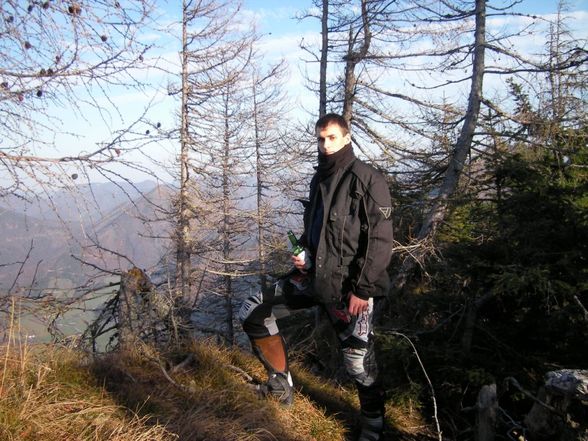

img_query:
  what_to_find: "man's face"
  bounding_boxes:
[316,123,351,156]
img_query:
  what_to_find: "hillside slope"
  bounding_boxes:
[0,339,431,441]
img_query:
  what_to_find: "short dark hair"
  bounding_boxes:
[315,113,349,135]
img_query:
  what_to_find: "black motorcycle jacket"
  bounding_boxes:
[300,158,394,303]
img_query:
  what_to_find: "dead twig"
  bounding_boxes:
[8,239,35,294]
[226,364,254,383]
[381,330,443,441]
[572,295,588,321]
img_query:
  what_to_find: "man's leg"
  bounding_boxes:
[352,344,386,441]
[239,277,315,405]
[325,299,386,440]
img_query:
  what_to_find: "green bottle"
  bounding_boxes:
[287,230,304,256]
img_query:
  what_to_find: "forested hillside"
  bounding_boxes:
[1,0,586,439]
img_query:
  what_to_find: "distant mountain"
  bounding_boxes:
[0,207,83,291]
[2,180,159,223]
[89,184,175,271]
[0,183,174,292]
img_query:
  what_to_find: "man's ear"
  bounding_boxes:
[344,132,351,144]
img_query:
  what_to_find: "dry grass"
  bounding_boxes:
[0,296,432,441]
[90,340,350,441]
[0,292,438,441]
[0,331,353,441]
[0,331,437,441]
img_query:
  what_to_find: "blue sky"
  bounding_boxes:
[30,0,588,183]
[513,0,588,14]
[241,0,588,32]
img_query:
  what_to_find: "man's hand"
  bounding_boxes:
[291,253,307,272]
[348,292,369,316]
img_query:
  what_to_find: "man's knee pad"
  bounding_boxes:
[239,291,279,338]
[239,291,263,324]
[342,346,379,387]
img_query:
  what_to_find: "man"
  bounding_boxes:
[239,113,393,441]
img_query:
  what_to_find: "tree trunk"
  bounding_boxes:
[252,84,267,290]
[118,268,151,351]
[342,0,370,126]
[476,384,497,441]
[222,92,234,343]
[382,0,487,304]
[462,292,494,358]
[342,25,356,126]
[319,0,328,117]
[461,302,477,358]
[177,0,192,301]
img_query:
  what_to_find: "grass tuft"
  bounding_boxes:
[0,342,175,441]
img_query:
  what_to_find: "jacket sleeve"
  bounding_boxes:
[299,175,318,250]
[353,172,393,299]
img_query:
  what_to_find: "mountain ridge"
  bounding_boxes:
[0,182,174,291]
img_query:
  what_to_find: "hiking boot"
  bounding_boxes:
[357,410,384,441]
[264,372,294,406]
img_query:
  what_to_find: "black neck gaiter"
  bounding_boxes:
[316,143,355,180]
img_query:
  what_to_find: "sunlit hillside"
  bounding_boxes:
[0,337,433,441]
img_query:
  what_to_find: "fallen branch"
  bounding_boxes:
[170,354,194,374]
[504,377,562,416]
[145,353,193,395]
